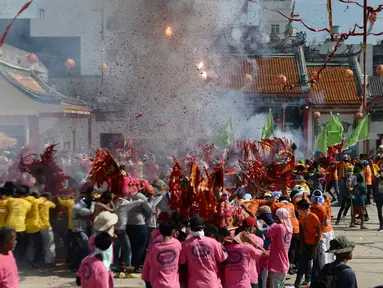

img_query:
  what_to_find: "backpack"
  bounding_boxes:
[310,263,350,288]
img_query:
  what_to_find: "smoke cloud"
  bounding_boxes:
[101,0,305,155]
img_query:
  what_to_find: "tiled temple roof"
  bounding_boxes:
[307,65,361,105]
[219,55,302,94]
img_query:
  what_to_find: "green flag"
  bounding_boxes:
[261,110,274,140]
[210,118,234,148]
[316,124,328,153]
[326,114,344,147]
[343,115,370,149]
[316,114,344,153]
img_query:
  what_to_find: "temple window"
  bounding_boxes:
[271,24,280,34]
[38,9,45,19]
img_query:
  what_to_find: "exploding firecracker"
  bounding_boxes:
[165,26,173,37]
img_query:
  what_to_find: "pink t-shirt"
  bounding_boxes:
[0,251,19,288]
[150,228,161,243]
[180,236,227,288]
[147,238,182,288]
[265,223,291,274]
[249,234,264,284]
[224,243,262,288]
[77,256,114,288]
[142,234,163,281]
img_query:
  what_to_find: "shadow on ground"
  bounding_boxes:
[19,261,75,282]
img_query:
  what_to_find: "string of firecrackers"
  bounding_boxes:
[0,1,33,47]
[327,0,334,37]
[244,0,383,85]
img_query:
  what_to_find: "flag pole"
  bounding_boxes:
[362,0,367,109]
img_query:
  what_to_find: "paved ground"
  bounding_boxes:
[20,205,383,288]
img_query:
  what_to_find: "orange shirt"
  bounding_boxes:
[270,201,299,234]
[320,167,326,174]
[327,167,338,181]
[310,204,327,232]
[322,199,333,233]
[241,199,268,215]
[299,212,322,244]
[363,166,372,185]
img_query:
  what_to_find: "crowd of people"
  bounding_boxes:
[0,148,383,288]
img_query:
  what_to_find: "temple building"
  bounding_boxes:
[368,75,383,150]
[215,22,371,156]
[0,43,92,153]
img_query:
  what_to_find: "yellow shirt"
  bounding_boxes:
[6,198,32,232]
[38,198,56,230]
[0,199,8,229]
[58,197,75,230]
[25,196,45,234]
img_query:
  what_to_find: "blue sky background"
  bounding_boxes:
[5,0,383,44]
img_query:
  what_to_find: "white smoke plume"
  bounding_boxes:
[101,0,304,155]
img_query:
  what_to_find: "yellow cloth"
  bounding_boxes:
[38,198,56,230]
[372,164,380,179]
[25,196,45,234]
[58,197,75,230]
[6,198,32,232]
[0,199,8,229]
[300,183,311,195]
[5,196,12,200]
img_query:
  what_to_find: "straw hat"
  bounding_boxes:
[93,211,118,236]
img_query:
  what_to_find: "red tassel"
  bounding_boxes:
[19,144,69,195]
[89,149,121,193]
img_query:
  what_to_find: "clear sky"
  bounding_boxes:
[0,0,40,18]
[5,0,383,44]
[293,0,383,44]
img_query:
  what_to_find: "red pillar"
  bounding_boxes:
[364,106,370,155]
[29,116,39,153]
[88,116,92,151]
